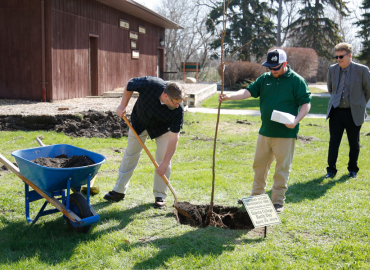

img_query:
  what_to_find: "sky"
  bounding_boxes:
[134,0,363,16]
[134,0,159,11]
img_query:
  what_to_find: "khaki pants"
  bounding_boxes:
[252,134,295,205]
[113,129,171,198]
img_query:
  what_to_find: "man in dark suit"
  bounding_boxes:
[325,43,370,179]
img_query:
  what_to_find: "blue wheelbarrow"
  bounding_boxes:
[0,144,106,233]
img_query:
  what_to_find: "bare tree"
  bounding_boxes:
[327,4,362,55]
[154,0,215,80]
[280,0,301,46]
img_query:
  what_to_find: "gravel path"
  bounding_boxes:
[0,83,214,116]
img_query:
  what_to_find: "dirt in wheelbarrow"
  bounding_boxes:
[32,154,95,168]
[174,202,254,230]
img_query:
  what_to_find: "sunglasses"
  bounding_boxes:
[269,63,283,71]
[333,54,348,59]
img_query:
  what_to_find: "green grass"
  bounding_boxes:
[202,94,370,115]
[308,86,328,94]
[0,114,370,269]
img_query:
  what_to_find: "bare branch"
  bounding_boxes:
[209,16,221,40]
[224,33,261,63]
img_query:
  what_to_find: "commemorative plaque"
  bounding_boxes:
[139,25,146,34]
[119,19,129,30]
[241,194,281,228]
[129,31,138,40]
[132,50,139,59]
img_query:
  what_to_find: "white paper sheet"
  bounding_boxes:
[271,110,295,124]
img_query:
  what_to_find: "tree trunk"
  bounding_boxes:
[277,0,283,47]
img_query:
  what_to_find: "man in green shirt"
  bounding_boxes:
[219,49,311,213]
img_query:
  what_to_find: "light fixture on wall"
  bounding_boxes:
[159,38,165,46]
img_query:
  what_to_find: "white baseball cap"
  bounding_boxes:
[262,49,287,68]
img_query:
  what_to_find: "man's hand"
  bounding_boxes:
[219,94,229,102]
[285,122,297,129]
[219,89,251,102]
[156,161,170,177]
[285,103,311,129]
[116,104,126,117]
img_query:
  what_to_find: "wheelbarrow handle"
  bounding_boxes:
[121,115,178,203]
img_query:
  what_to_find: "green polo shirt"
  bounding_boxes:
[247,65,311,139]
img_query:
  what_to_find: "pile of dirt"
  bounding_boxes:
[0,110,129,138]
[236,119,252,125]
[174,202,254,230]
[298,135,319,143]
[32,154,95,168]
[0,165,9,172]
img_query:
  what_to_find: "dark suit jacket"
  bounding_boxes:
[326,62,370,126]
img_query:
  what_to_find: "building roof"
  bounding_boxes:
[95,0,183,29]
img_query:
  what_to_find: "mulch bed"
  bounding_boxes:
[174,202,254,230]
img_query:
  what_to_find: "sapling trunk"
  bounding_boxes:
[205,0,260,226]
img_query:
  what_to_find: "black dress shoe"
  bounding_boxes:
[325,172,336,179]
[103,190,125,202]
[154,197,166,208]
[348,171,357,178]
[273,204,284,214]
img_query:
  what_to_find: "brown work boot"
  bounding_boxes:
[103,190,125,202]
[154,197,166,208]
[273,204,284,214]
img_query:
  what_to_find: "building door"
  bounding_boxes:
[157,49,164,79]
[89,36,98,96]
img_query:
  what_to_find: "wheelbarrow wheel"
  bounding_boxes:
[65,193,92,233]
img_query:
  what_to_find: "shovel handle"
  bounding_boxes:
[121,115,178,203]
[36,137,46,147]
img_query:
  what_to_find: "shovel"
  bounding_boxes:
[121,115,194,220]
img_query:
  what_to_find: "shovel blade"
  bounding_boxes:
[174,203,194,220]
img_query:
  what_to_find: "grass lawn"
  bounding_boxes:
[202,94,370,115]
[0,113,370,269]
[308,87,328,94]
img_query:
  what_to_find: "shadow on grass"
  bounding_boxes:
[124,226,263,269]
[286,174,349,203]
[0,201,262,267]
[0,202,152,265]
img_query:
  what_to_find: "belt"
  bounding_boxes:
[333,106,350,110]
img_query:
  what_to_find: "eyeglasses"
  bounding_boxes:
[170,98,182,106]
[269,63,283,71]
[333,54,348,59]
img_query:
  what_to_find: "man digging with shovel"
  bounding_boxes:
[104,76,185,208]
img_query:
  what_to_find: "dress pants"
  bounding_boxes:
[251,134,296,205]
[113,129,171,198]
[327,107,362,174]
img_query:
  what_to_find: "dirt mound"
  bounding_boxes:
[32,154,95,168]
[0,165,9,172]
[298,135,319,143]
[174,202,254,230]
[0,111,129,138]
[236,119,252,125]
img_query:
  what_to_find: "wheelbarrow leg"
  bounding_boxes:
[66,178,71,211]
[86,174,91,205]
[25,181,48,224]
[25,183,62,224]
